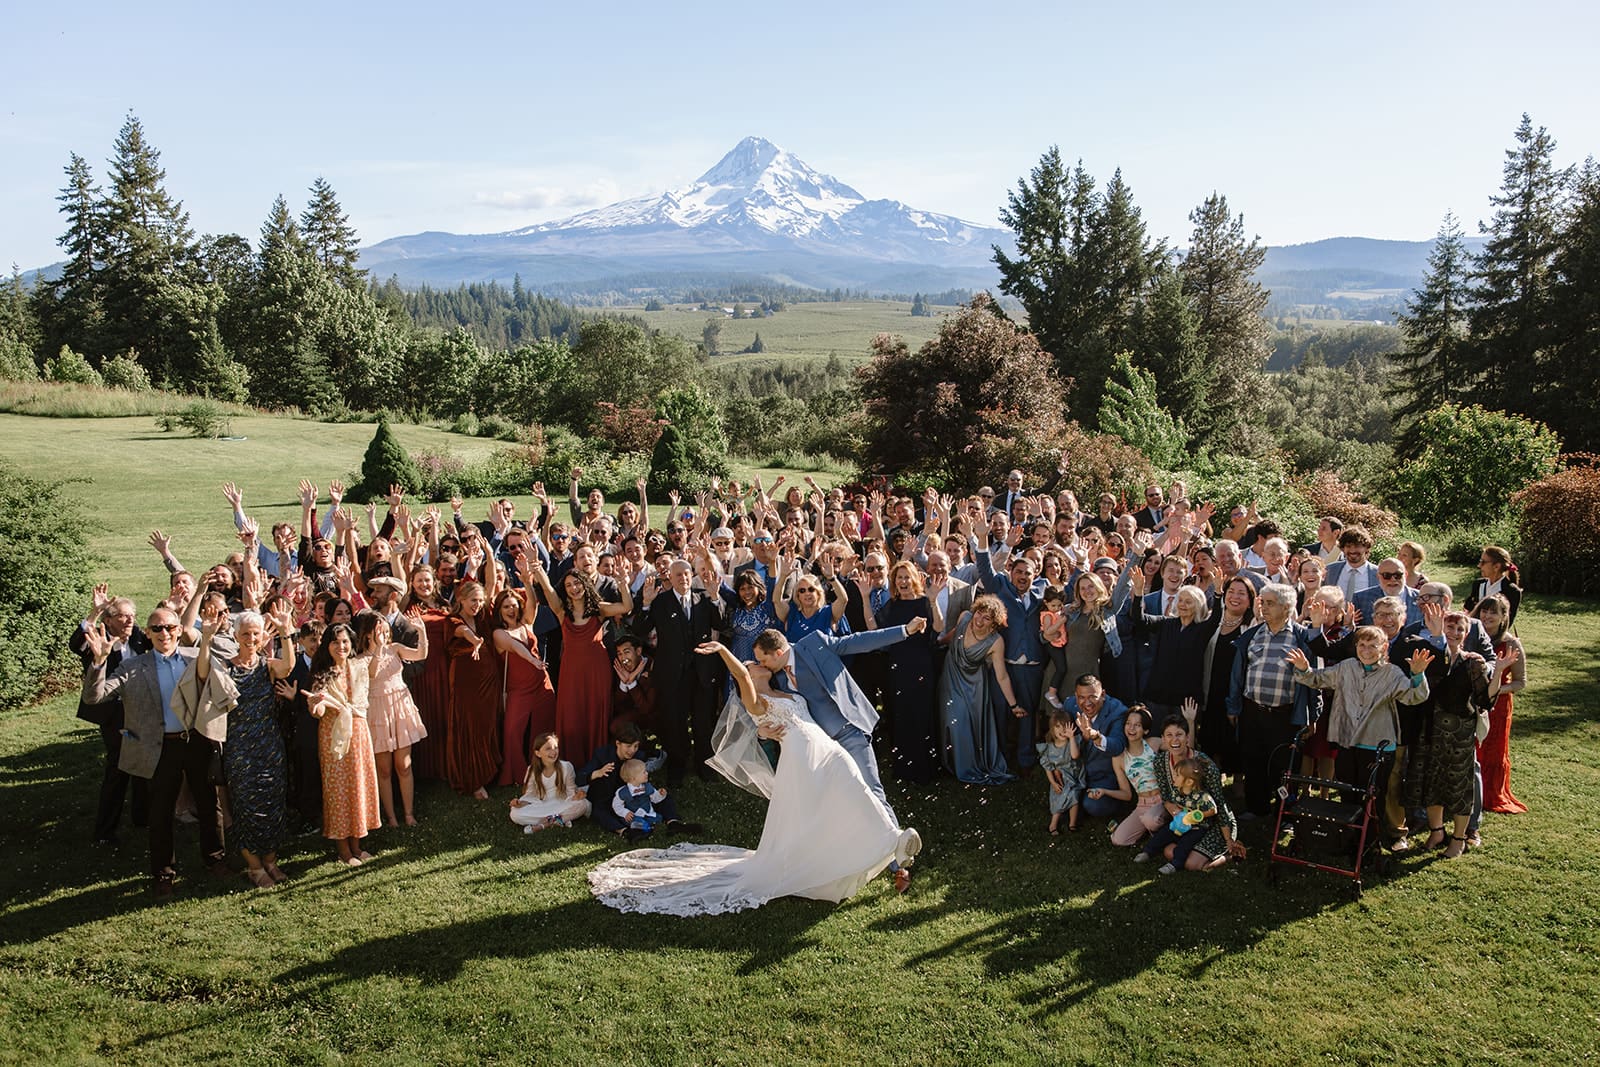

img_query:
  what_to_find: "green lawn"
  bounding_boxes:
[638,300,955,363]
[2,413,1598,1064]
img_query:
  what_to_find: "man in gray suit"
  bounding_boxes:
[81,606,228,900]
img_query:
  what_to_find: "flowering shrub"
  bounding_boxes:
[1293,470,1398,544]
[592,402,665,454]
[1512,453,1600,595]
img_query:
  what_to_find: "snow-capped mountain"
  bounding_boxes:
[360,137,1012,291]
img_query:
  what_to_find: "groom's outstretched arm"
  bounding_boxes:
[819,625,913,658]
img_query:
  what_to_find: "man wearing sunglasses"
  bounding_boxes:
[81,607,226,899]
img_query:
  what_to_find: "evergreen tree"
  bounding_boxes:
[1545,157,1600,451]
[354,418,421,501]
[749,331,765,353]
[1097,351,1189,469]
[910,293,926,316]
[301,177,364,287]
[237,196,336,412]
[34,154,107,356]
[702,317,722,358]
[1466,114,1571,418]
[1130,265,1211,422]
[649,386,730,494]
[994,150,1163,418]
[1179,192,1270,450]
[1392,213,1474,456]
[0,268,40,379]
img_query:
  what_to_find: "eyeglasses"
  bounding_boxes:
[864,565,885,572]
[1379,571,1403,579]
[148,624,181,634]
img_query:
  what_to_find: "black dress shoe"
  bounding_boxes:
[151,871,175,901]
[623,828,650,843]
[666,820,703,835]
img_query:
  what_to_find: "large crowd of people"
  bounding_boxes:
[75,465,1531,899]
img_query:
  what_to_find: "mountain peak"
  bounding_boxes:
[691,136,865,204]
[695,136,784,185]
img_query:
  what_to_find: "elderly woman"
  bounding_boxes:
[195,606,296,887]
[1128,575,1223,722]
[777,556,848,642]
[1151,715,1246,870]
[939,594,1026,785]
[1199,575,1255,776]
[1411,612,1516,859]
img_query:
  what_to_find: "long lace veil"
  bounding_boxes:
[705,690,776,798]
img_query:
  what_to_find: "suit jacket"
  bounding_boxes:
[781,627,911,737]
[1322,559,1379,597]
[1134,505,1165,531]
[639,590,721,686]
[1352,584,1423,629]
[71,624,151,726]
[940,577,975,640]
[1464,578,1521,628]
[81,646,202,779]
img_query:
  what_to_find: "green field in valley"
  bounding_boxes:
[635,299,958,365]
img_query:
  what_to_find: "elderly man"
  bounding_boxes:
[80,606,225,899]
[1227,583,1319,817]
[1353,558,1423,629]
[72,590,152,846]
[1215,539,1266,592]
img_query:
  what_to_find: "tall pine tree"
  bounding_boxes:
[1130,265,1211,422]
[34,153,107,356]
[1465,114,1570,416]
[239,196,337,412]
[301,177,364,288]
[1392,213,1473,456]
[1179,192,1270,450]
[1544,157,1600,451]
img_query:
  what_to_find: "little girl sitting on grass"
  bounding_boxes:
[510,732,591,833]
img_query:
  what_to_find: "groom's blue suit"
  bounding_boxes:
[774,626,912,825]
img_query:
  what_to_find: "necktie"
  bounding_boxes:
[1164,593,1176,617]
[681,594,692,618]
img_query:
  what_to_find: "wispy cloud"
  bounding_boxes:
[472,178,623,212]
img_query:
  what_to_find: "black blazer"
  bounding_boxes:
[71,624,151,726]
[1134,505,1165,531]
[639,591,721,686]
[1464,579,1521,629]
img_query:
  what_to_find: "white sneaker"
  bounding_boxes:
[523,825,535,835]
[1157,862,1177,875]
[894,827,923,869]
[1132,852,1150,864]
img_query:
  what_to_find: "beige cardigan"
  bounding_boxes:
[171,652,239,742]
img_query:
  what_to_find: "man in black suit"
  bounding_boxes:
[71,590,152,846]
[637,559,724,785]
[1134,484,1166,531]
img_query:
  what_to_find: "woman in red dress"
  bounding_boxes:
[491,587,557,787]
[1473,594,1528,814]
[402,566,453,781]
[523,559,633,764]
[445,572,504,799]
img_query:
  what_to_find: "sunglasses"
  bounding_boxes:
[1379,571,1403,579]
[148,624,181,634]
[550,533,570,541]
[753,537,773,545]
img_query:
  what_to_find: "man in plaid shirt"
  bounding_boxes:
[1227,583,1320,818]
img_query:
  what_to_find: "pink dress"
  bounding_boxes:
[367,647,429,754]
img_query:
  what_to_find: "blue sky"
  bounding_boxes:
[3,1,1597,270]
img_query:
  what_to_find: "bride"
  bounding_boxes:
[588,641,920,915]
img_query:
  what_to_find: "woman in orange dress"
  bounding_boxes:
[307,623,383,866]
[491,588,556,788]
[522,558,633,765]
[402,566,452,781]
[1473,594,1528,814]
[445,574,503,800]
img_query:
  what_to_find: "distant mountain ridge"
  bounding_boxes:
[359,136,1011,292]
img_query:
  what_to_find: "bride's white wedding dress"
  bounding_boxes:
[588,691,904,915]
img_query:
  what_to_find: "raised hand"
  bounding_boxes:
[1498,646,1521,670]
[199,614,224,643]
[221,481,243,510]
[668,489,681,509]
[1408,648,1436,675]
[636,476,648,495]
[386,483,404,509]
[694,640,727,656]
[1422,600,1445,636]
[148,529,172,556]
[570,467,582,483]
[1285,647,1311,672]
[328,479,345,507]
[272,677,299,702]
[298,479,317,508]
[91,582,111,616]
[82,622,111,663]
[1181,697,1200,721]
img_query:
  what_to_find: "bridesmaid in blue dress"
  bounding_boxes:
[939,595,1026,785]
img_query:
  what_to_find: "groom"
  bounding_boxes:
[752,620,926,891]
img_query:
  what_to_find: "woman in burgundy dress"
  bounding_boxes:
[491,588,556,788]
[402,566,452,781]
[523,559,633,765]
[1473,594,1528,814]
[445,571,504,800]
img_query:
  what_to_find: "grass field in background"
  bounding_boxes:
[2,411,1598,1063]
[637,299,956,364]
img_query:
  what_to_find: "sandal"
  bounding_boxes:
[264,864,288,884]
[1444,835,1468,860]
[245,868,274,889]
[1424,825,1447,850]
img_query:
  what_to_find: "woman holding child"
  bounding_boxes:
[1149,716,1245,871]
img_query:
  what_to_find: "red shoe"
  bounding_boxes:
[893,868,911,894]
